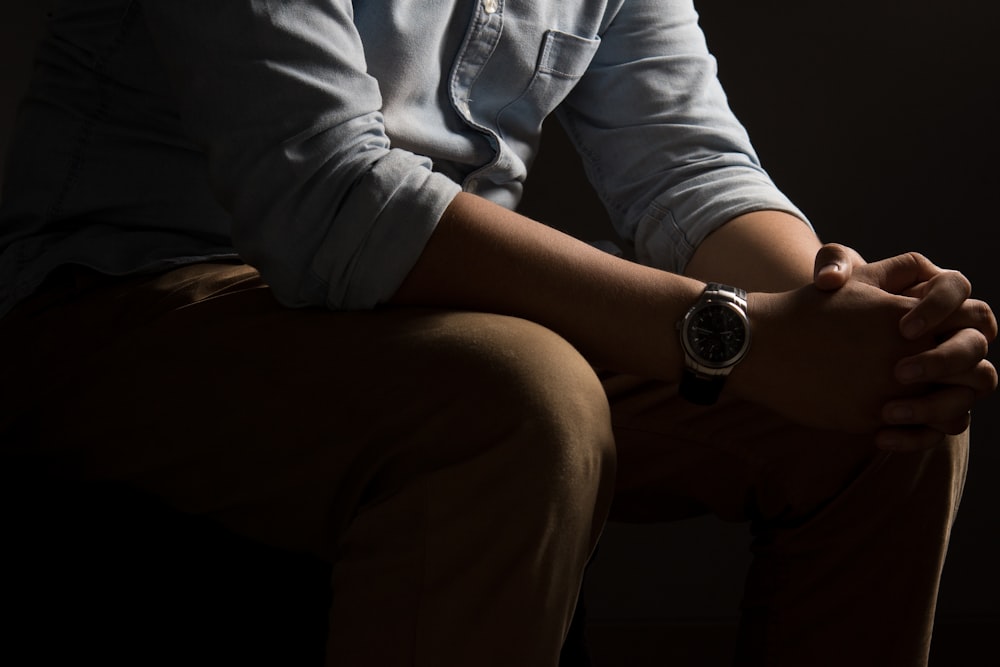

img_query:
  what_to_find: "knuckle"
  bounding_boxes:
[984,362,999,392]
[950,271,973,297]
[975,333,990,358]
[959,328,991,358]
[931,269,972,299]
[970,299,998,339]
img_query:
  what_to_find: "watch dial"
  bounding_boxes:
[687,304,747,364]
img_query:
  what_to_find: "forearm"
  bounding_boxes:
[391,199,819,387]
[683,210,822,292]
[390,192,705,381]
[388,192,995,444]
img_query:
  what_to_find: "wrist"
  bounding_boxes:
[725,290,780,402]
[676,283,752,405]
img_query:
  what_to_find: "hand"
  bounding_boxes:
[813,244,995,340]
[812,244,997,450]
[738,281,932,436]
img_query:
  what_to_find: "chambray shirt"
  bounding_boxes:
[0,0,808,318]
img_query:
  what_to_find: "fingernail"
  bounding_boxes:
[897,363,923,382]
[902,318,925,339]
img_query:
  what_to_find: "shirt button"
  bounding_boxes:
[483,0,499,14]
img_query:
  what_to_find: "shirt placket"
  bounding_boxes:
[449,0,506,194]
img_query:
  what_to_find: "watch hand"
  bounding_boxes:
[693,328,737,337]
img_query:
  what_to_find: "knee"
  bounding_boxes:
[404,312,617,513]
[500,316,617,500]
[459,313,618,544]
[755,426,969,529]
[864,430,969,514]
[446,312,615,475]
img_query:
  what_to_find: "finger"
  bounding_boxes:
[898,270,974,339]
[853,252,942,293]
[882,385,976,431]
[875,426,948,452]
[936,362,1000,400]
[896,364,998,403]
[930,298,998,343]
[895,330,996,395]
[813,243,865,290]
[928,414,976,437]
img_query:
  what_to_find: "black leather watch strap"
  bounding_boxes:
[679,369,727,406]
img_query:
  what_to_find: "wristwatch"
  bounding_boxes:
[677,283,751,405]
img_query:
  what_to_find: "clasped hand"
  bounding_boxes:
[814,244,997,450]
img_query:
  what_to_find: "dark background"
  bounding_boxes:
[2,1,997,664]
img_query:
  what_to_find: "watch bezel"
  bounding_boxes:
[680,297,751,371]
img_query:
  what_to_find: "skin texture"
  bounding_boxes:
[391,192,997,450]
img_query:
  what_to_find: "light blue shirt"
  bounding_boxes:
[0,0,808,317]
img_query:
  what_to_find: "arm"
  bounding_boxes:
[391,192,953,438]
[683,209,821,291]
[681,211,997,449]
[383,0,993,442]
[391,191,704,381]
[140,0,461,310]
[142,0,993,444]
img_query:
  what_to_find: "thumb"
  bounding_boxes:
[814,243,863,290]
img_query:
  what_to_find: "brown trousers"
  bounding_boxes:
[0,263,968,666]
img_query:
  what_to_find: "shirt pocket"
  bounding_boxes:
[496,29,601,142]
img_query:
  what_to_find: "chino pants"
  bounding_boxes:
[0,263,968,667]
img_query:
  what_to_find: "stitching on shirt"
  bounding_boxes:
[647,199,694,256]
[537,31,599,78]
[448,7,501,125]
[494,30,599,142]
[449,7,508,186]
[47,1,140,221]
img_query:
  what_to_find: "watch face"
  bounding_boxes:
[685,303,749,366]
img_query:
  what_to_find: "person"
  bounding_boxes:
[0,1,995,665]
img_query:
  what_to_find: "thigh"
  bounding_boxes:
[1,263,612,558]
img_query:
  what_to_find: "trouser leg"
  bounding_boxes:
[736,430,966,667]
[0,264,616,667]
[603,373,968,667]
[319,313,616,667]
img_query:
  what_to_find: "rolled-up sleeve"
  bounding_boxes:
[140,0,462,309]
[558,0,809,273]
